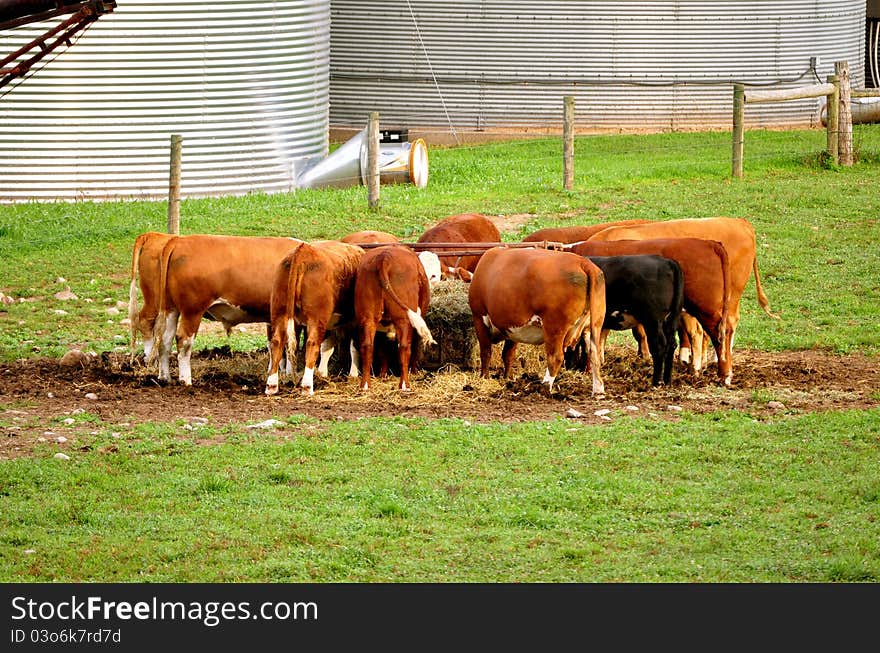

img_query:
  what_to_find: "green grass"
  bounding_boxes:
[1,410,878,582]
[1,126,880,582]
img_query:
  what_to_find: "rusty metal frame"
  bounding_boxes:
[0,1,115,91]
[356,241,568,257]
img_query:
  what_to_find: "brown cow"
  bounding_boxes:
[569,237,733,385]
[265,240,364,396]
[354,245,436,392]
[340,230,400,245]
[522,219,653,245]
[468,247,606,395]
[152,234,303,385]
[416,212,501,279]
[587,216,779,363]
[128,231,176,361]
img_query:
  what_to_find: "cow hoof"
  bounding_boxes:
[301,387,315,397]
[265,385,278,396]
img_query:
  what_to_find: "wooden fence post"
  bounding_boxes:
[167,134,182,235]
[732,84,744,178]
[563,95,575,190]
[835,61,853,166]
[367,112,380,209]
[826,74,839,165]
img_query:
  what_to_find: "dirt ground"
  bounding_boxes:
[2,345,878,460]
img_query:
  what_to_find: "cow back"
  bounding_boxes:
[523,219,652,244]
[416,213,501,272]
[468,247,595,326]
[341,230,400,245]
[272,240,364,324]
[586,217,756,301]
[158,234,304,321]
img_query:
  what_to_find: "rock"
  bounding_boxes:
[667,405,683,412]
[594,408,612,417]
[565,408,585,418]
[625,405,639,412]
[106,307,120,315]
[84,392,98,401]
[60,349,92,367]
[246,419,285,429]
[188,417,209,426]
[0,291,13,305]
[53,453,70,461]
[56,436,68,443]
[62,418,75,425]
[53,288,77,301]
[56,277,66,284]
[767,400,786,410]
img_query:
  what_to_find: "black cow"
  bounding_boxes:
[567,254,684,386]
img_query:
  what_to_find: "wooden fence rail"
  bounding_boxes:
[732,62,851,177]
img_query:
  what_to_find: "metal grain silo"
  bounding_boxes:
[0,0,329,201]
[330,1,866,139]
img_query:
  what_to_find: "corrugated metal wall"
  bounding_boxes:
[330,1,866,137]
[0,0,329,202]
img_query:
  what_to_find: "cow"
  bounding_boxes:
[587,216,779,363]
[340,230,400,245]
[468,247,606,395]
[574,255,684,386]
[128,231,176,361]
[354,245,436,391]
[522,219,653,245]
[151,234,303,386]
[416,212,501,280]
[569,237,733,385]
[265,240,364,396]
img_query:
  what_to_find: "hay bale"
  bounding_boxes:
[423,280,545,375]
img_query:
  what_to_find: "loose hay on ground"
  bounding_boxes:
[423,279,546,375]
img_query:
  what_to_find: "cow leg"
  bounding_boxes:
[139,311,157,361]
[472,316,494,378]
[599,328,610,365]
[633,323,650,359]
[678,321,693,365]
[349,338,361,378]
[157,309,178,383]
[175,313,202,386]
[662,317,679,386]
[501,340,518,379]
[358,322,376,392]
[266,323,293,378]
[395,320,414,391]
[642,321,666,387]
[265,318,292,396]
[541,332,565,393]
[317,335,335,377]
[681,314,704,375]
[301,324,327,396]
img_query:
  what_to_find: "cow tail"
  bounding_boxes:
[378,252,436,347]
[669,257,685,330]
[149,237,176,364]
[284,244,306,356]
[128,233,146,357]
[752,255,780,319]
[585,261,606,357]
[713,240,732,364]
